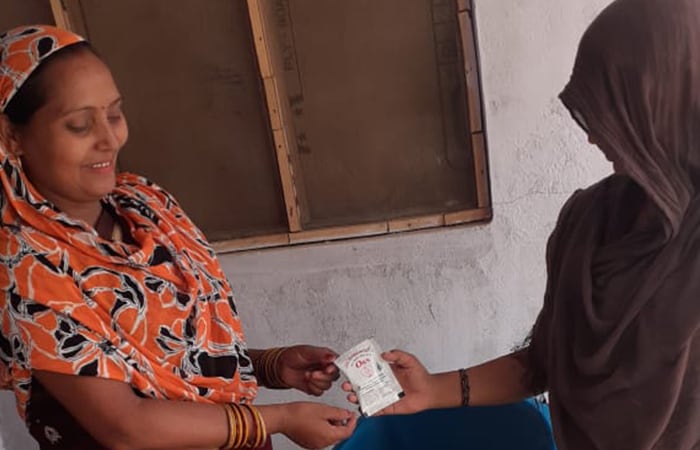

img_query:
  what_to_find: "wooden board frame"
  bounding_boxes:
[212,207,492,253]
[54,0,492,254]
[459,2,492,210]
[457,0,472,12]
[49,0,71,30]
[247,0,305,232]
[55,0,88,36]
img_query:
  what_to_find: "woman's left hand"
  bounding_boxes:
[278,345,340,396]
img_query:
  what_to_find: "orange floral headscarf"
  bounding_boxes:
[0,25,83,111]
[0,25,258,419]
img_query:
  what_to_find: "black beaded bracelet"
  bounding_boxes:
[458,368,470,406]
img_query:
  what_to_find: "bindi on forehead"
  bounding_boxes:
[59,98,123,117]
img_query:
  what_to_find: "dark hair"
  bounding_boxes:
[4,42,96,126]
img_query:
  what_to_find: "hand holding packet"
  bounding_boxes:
[336,339,404,416]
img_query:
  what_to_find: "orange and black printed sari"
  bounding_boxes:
[1,25,262,449]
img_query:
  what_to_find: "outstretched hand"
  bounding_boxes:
[342,349,436,415]
[280,402,357,449]
[278,345,340,396]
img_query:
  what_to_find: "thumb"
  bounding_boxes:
[304,346,336,361]
[382,349,419,368]
[323,363,340,376]
[321,404,355,422]
[329,414,358,441]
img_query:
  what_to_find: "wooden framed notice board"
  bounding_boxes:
[6,0,491,252]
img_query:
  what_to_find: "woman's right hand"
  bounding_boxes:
[342,349,437,415]
[263,402,357,449]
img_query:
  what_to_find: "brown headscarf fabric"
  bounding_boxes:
[529,0,700,448]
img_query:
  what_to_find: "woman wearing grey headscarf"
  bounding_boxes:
[345,0,700,448]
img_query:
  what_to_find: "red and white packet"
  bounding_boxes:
[336,339,404,416]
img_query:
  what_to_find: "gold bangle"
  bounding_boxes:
[256,406,267,448]
[271,347,288,388]
[233,404,243,450]
[221,404,236,450]
[256,406,268,448]
[242,405,258,448]
[263,349,276,388]
[257,347,289,389]
[255,352,269,387]
[242,404,267,448]
[232,404,246,448]
[241,404,251,449]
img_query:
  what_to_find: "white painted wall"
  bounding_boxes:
[0,0,613,448]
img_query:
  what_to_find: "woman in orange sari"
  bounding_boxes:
[0,25,356,450]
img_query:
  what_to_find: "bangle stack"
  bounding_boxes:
[255,347,289,389]
[221,403,268,449]
[458,368,470,406]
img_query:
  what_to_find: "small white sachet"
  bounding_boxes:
[336,339,404,416]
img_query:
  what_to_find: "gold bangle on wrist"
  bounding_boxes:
[241,404,267,448]
[233,404,247,448]
[256,347,290,389]
[221,404,236,450]
[255,406,267,448]
[221,402,268,449]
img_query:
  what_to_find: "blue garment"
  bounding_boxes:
[335,400,556,450]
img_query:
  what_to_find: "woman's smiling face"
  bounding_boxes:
[10,47,128,212]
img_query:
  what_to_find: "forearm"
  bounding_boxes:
[34,370,289,450]
[120,398,228,449]
[428,350,539,409]
[123,398,288,450]
[467,349,539,405]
